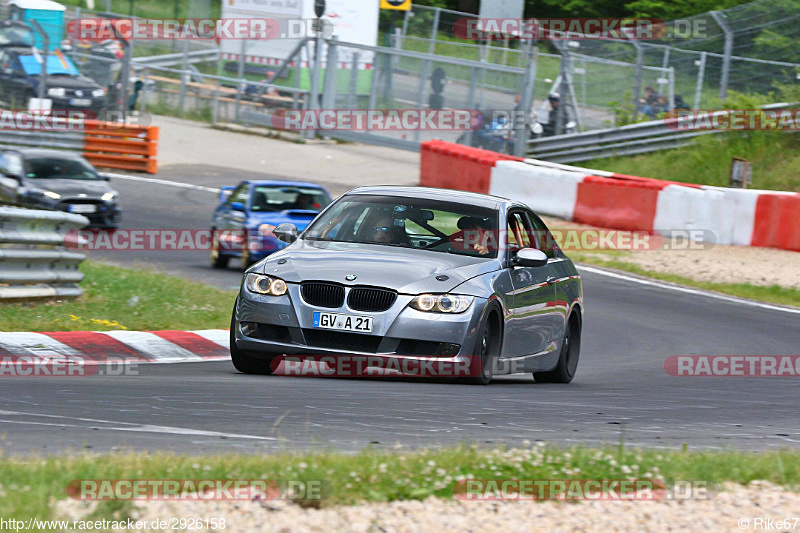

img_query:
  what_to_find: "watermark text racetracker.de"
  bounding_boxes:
[67,17,335,41]
[66,478,330,501]
[0,110,152,131]
[270,109,481,132]
[452,479,718,501]
[665,356,800,377]
[65,228,715,253]
[665,109,800,131]
[0,357,138,377]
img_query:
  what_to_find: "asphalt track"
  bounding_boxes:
[0,165,798,455]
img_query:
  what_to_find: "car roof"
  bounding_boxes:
[344,185,514,210]
[4,148,88,161]
[245,179,329,190]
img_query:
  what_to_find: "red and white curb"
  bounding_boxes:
[0,330,230,364]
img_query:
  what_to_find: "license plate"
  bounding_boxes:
[69,204,96,213]
[313,311,373,333]
[70,98,91,106]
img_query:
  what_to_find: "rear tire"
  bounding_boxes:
[230,307,276,375]
[210,230,229,269]
[466,309,502,385]
[534,314,581,384]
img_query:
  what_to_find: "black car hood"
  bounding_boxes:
[43,75,101,91]
[25,178,113,199]
[258,240,500,294]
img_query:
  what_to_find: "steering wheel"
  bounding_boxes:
[424,236,451,249]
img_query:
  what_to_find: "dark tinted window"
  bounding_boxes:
[25,157,99,180]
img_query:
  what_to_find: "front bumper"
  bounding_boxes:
[234,283,488,363]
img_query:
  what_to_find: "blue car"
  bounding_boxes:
[210,180,332,270]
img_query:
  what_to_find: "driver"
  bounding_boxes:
[451,216,492,255]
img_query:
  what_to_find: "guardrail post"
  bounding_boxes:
[178,39,189,113]
[631,41,644,121]
[668,67,675,111]
[306,31,323,139]
[348,52,360,109]
[710,11,733,101]
[321,36,338,112]
[515,40,536,157]
[693,52,707,110]
[140,67,149,113]
[28,21,49,105]
[428,8,440,54]
[414,59,430,143]
[463,66,476,148]
[235,38,246,124]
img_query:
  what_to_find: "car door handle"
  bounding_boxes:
[546,276,557,285]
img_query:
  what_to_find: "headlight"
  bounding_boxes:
[410,294,473,313]
[101,191,117,202]
[47,87,66,97]
[245,273,287,296]
[92,88,106,98]
[43,190,61,200]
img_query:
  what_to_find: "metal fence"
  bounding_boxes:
[395,1,800,119]
[527,102,795,163]
[0,207,88,300]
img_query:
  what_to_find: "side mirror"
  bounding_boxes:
[513,248,548,268]
[101,174,110,181]
[219,186,235,203]
[273,222,298,243]
[230,201,245,212]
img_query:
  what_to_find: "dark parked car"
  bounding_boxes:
[0,46,106,112]
[0,149,120,228]
[0,20,34,49]
[230,186,584,385]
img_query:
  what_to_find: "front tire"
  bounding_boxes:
[230,308,276,375]
[534,314,581,384]
[467,309,502,385]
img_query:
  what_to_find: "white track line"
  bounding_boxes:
[101,171,220,193]
[578,264,800,315]
[0,410,273,440]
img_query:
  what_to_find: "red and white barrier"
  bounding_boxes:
[419,140,800,252]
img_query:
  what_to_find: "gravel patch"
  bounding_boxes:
[56,482,800,532]
[541,216,800,290]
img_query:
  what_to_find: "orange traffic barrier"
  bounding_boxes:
[82,121,159,174]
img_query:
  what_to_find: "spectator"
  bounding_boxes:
[640,86,660,117]
[542,93,569,137]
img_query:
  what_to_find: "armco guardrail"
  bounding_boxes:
[527,103,794,163]
[0,113,160,174]
[0,207,89,300]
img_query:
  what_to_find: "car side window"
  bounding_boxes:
[228,183,249,206]
[526,210,558,259]
[506,212,531,252]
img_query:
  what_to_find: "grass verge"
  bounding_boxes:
[584,129,800,193]
[571,252,800,308]
[0,260,236,332]
[2,445,799,523]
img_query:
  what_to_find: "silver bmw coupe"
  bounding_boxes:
[230,186,583,384]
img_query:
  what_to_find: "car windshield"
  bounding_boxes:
[250,186,331,212]
[26,157,99,180]
[0,26,34,46]
[303,194,499,258]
